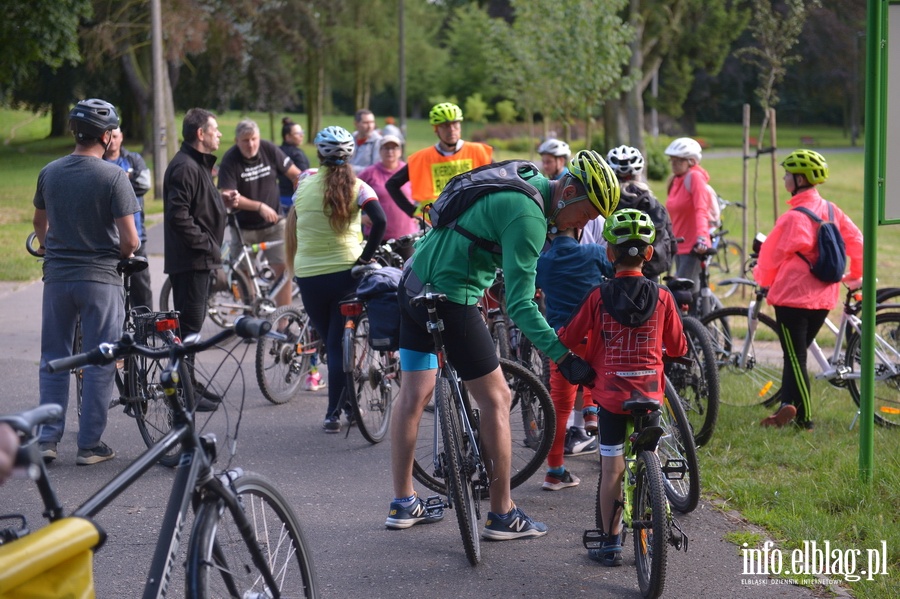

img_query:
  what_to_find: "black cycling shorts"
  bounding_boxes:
[597,405,660,457]
[398,288,499,381]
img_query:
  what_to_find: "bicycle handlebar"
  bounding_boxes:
[46,316,272,373]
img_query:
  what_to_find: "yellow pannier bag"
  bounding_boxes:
[0,516,105,599]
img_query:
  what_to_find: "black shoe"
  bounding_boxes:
[195,382,222,402]
[194,397,220,412]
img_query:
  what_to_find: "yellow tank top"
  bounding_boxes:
[293,173,363,277]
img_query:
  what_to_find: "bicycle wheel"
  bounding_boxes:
[128,330,196,468]
[73,315,84,417]
[709,241,745,298]
[186,472,318,599]
[846,313,900,427]
[658,380,701,513]
[412,358,555,496]
[633,451,668,599]
[491,318,511,361]
[207,269,254,329]
[344,314,399,444]
[436,376,481,565]
[256,305,318,404]
[701,307,783,407]
[517,336,551,391]
[665,316,719,446]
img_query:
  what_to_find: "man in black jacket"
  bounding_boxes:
[163,109,239,409]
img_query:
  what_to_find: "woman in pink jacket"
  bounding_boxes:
[753,150,863,430]
[664,137,714,294]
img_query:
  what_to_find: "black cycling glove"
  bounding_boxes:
[557,352,596,388]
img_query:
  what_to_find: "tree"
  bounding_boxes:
[0,0,92,98]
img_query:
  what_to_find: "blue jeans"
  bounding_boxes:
[39,281,125,449]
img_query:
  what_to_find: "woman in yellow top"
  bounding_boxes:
[286,126,387,432]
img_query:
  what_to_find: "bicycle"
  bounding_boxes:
[0,317,318,598]
[702,280,900,427]
[255,304,323,404]
[26,233,194,467]
[411,356,555,499]
[339,263,402,444]
[706,197,747,298]
[410,286,489,565]
[658,376,701,513]
[582,393,689,599]
[159,212,300,328]
[664,278,720,447]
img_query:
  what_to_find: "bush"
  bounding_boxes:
[494,100,518,124]
[484,136,536,153]
[464,94,492,125]
[644,140,669,182]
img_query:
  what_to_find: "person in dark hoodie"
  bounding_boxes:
[557,209,686,567]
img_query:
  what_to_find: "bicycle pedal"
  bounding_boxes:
[424,495,446,516]
[662,458,687,480]
[670,518,689,552]
[582,528,614,550]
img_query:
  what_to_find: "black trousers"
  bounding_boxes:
[773,305,829,424]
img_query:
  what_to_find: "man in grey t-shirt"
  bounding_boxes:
[32,99,140,466]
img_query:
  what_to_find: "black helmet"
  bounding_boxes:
[69,99,119,142]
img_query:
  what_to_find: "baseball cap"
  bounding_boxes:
[381,134,402,147]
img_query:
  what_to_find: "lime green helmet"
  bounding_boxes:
[782,149,829,185]
[429,102,463,125]
[567,150,620,217]
[603,209,656,246]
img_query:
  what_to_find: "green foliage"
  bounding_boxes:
[441,4,506,103]
[494,100,518,124]
[463,93,491,125]
[643,139,670,181]
[0,0,91,95]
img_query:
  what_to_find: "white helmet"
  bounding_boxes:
[606,145,645,178]
[537,138,571,158]
[664,137,702,161]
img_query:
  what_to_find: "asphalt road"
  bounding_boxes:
[0,222,826,598]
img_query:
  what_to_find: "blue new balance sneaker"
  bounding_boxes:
[482,505,548,540]
[385,496,444,529]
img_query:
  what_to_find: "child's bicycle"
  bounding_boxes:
[583,391,689,599]
[0,317,318,598]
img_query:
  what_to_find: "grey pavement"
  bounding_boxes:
[0,221,826,598]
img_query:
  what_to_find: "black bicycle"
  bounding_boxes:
[0,317,318,598]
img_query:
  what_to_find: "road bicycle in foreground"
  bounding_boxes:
[583,393,689,599]
[0,317,318,598]
[703,279,900,428]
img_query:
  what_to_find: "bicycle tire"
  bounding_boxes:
[517,336,551,391]
[633,451,668,599]
[846,312,900,427]
[344,313,398,444]
[186,471,318,599]
[491,319,511,361]
[436,376,481,565]
[709,241,745,298]
[256,305,317,404]
[658,380,701,513]
[665,316,719,446]
[128,330,196,468]
[701,307,783,407]
[412,358,555,496]
[161,271,254,330]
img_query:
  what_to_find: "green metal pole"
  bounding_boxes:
[859,0,885,484]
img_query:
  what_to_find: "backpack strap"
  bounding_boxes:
[792,203,826,268]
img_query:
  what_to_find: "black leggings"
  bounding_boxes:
[774,305,829,424]
[297,269,358,420]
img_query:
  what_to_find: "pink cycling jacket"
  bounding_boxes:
[753,187,863,310]
[666,165,712,255]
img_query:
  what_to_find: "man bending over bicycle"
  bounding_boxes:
[558,210,686,566]
[386,150,619,541]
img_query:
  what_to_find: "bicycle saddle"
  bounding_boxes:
[117,256,149,276]
[622,397,661,414]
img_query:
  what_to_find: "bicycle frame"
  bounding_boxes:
[31,326,286,599]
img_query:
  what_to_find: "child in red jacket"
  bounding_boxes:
[558,209,687,566]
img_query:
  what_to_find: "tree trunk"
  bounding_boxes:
[121,49,152,154]
[50,100,69,137]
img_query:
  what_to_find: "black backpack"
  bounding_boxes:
[427,160,544,254]
[793,202,847,283]
[616,183,676,278]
